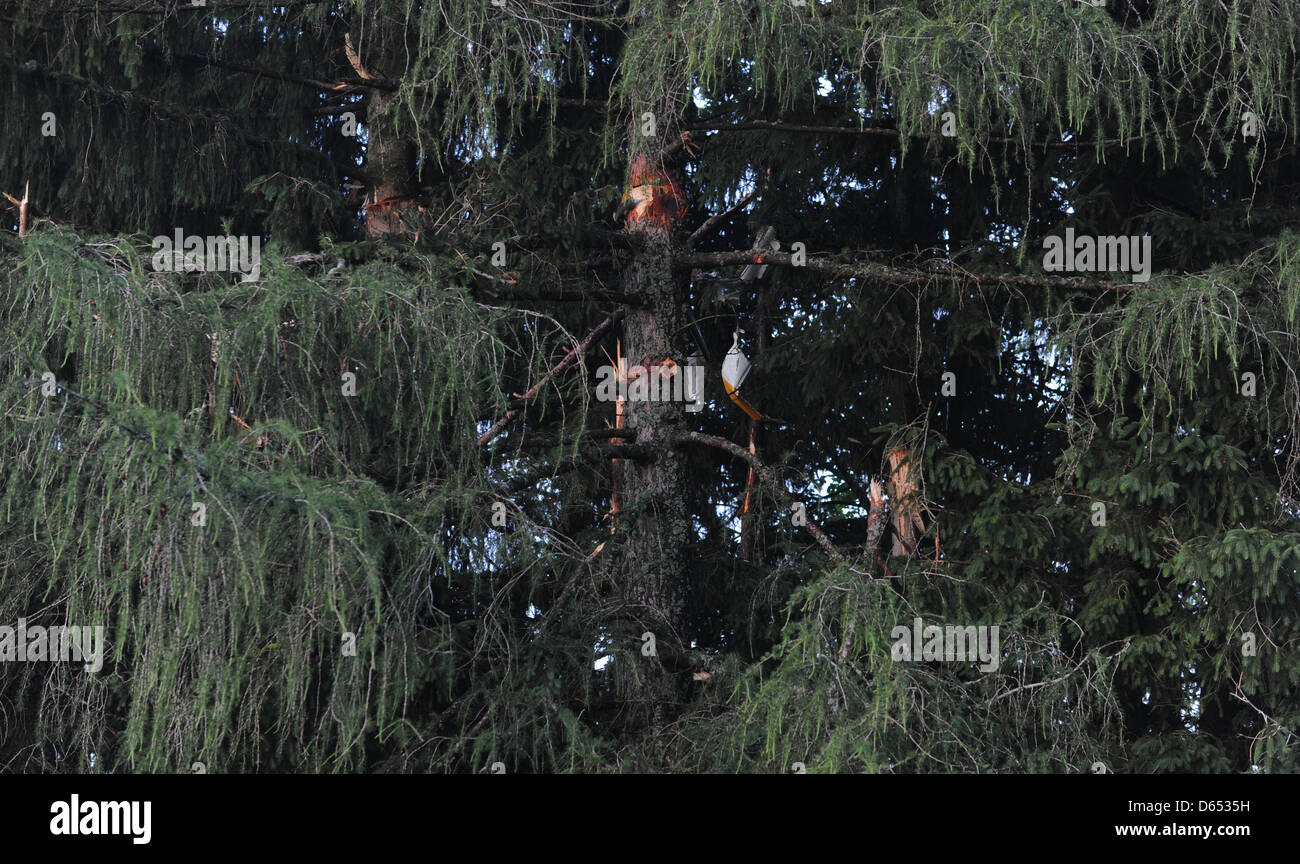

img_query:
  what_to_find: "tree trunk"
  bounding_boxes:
[364,88,418,237]
[354,24,417,238]
[613,168,692,735]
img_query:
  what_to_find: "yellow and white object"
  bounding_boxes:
[721,331,762,420]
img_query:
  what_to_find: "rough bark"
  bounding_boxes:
[613,165,693,734]
[364,90,418,237]
[353,25,418,238]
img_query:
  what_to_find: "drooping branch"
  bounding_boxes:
[675,430,848,565]
[477,308,625,447]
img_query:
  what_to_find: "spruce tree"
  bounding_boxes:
[1,0,1297,773]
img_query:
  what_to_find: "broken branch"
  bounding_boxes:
[675,430,848,564]
[478,308,626,447]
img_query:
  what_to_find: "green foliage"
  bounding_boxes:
[2,0,1299,774]
[0,228,577,771]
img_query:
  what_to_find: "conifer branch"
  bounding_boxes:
[675,430,848,565]
[685,119,1147,150]
[167,51,395,94]
[686,186,759,251]
[476,284,639,304]
[499,442,654,496]
[505,426,637,449]
[6,58,373,184]
[676,249,1139,293]
[47,0,332,14]
[458,256,637,304]
[477,308,625,447]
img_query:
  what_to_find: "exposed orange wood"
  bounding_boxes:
[3,181,30,237]
[738,422,758,561]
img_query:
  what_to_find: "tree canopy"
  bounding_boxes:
[1,0,1297,774]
